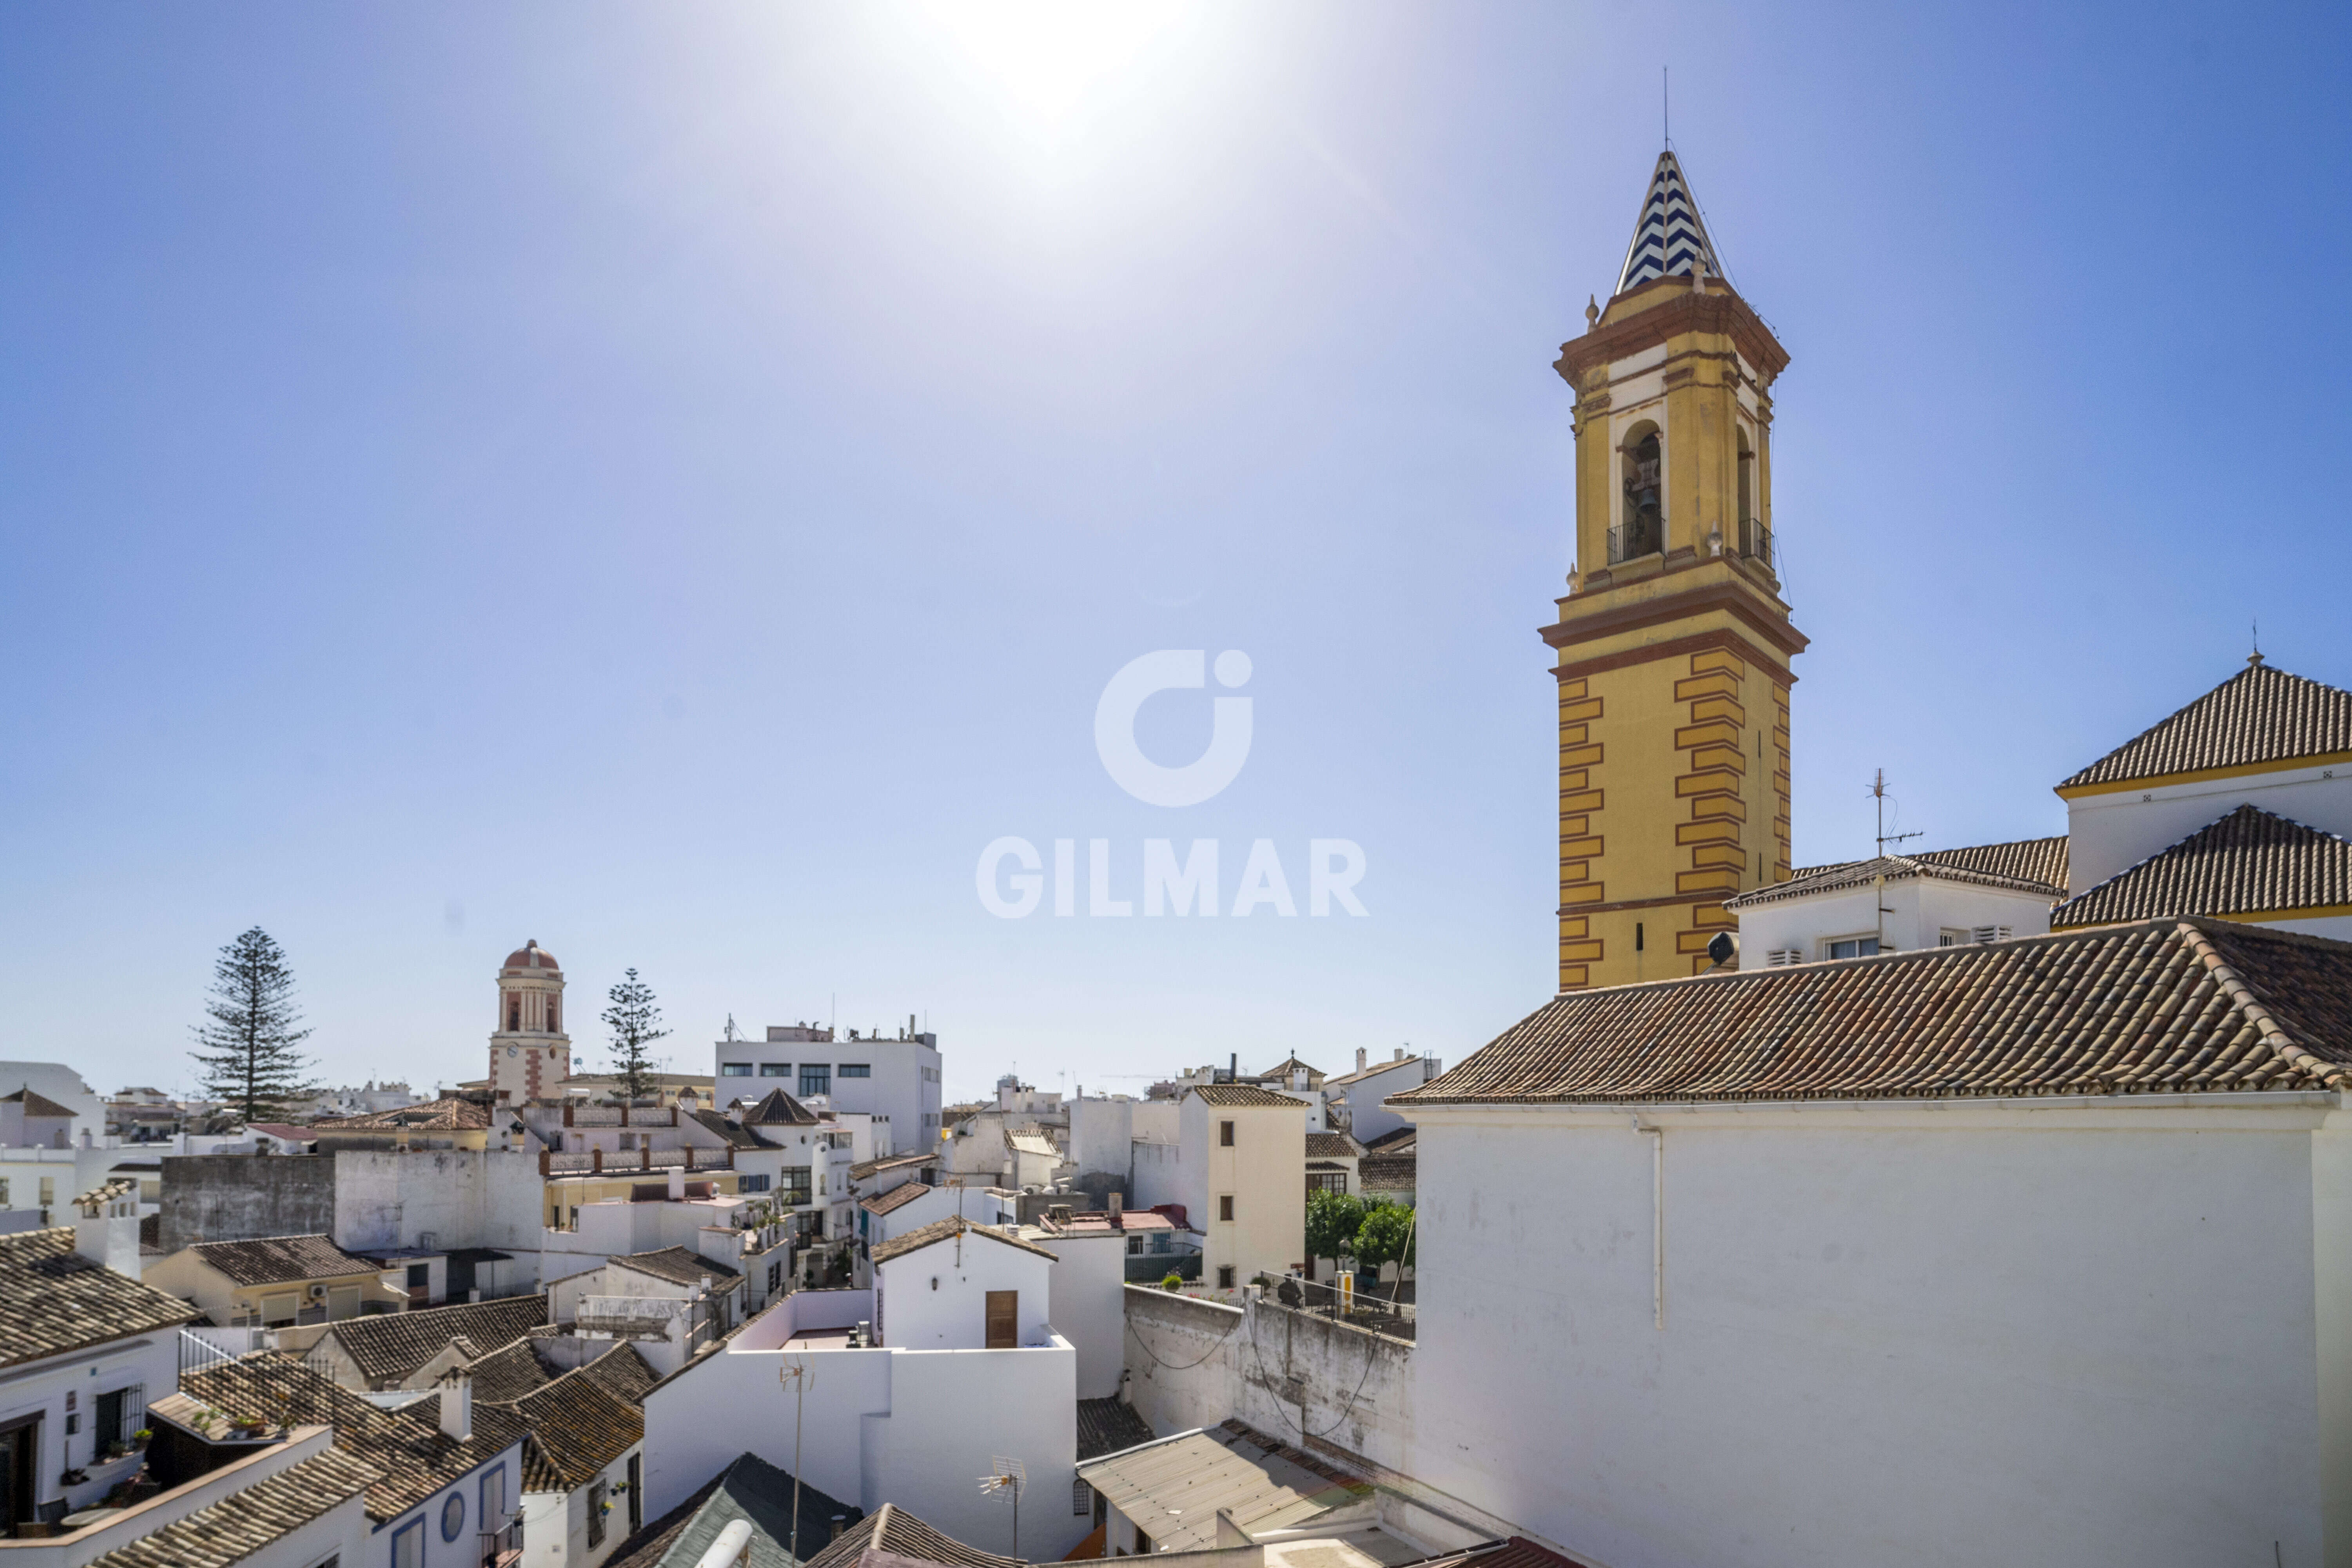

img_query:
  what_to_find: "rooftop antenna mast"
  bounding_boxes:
[1663,66,1671,148]
[1872,768,1924,857]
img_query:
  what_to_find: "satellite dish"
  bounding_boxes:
[1707,931,1738,967]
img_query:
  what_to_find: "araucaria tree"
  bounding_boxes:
[603,969,670,1102]
[190,927,316,1123]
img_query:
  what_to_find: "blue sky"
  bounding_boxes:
[4,1,2348,1103]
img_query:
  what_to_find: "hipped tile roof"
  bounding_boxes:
[577,1341,658,1404]
[1728,837,2069,910]
[687,1108,779,1150]
[181,1234,383,1287]
[1076,1396,1157,1461]
[0,1227,198,1370]
[740,1089,820,1127]
[1394,918,2352,1106]
[1186,1083,1309,1109]
[859,1181,932,1216]
[316,1294,549,1384]
[2060,661,2352,790]
[802,1502,1022,1568]
[2054,805,2352,927]
[462,1338,552,1404]
[494,1367,644,1492]
[2,1087,76,1118]
[1357,1154,1417,1191]
[1303,1132,1362,1160]
[183,1354,527,1521]
[85,1445,381,1568]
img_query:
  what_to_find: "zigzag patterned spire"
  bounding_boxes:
[1614,150,1723,296]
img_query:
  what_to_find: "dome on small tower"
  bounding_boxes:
[501,940,561,973]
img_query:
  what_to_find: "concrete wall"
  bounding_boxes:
[1409,1096,2352,1568]
[1120,1287,1414,1477]
[156,1154,335,1251]
[643,1292,1082,1559]
[332,1148,547,1256]
[1031,1230,1127,1399]
[877,1231,1052,1350]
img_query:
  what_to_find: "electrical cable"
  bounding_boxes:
[1245,1207,1416,1440]
[1124,1308,1243,1372]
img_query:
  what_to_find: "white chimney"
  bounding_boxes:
[1393,1047,1404,1062]
[1355,1048,1367,1073]
[72,1185,142,1279]
[437,1369,473,1442]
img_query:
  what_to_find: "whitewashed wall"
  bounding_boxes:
[1410,1097,2352,1568]
[2067,765,2352,891]
[1030,1230,1126,1398]
[876,1230,1052,1350]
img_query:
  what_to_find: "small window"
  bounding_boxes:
[1938,929,1968,948]
[588,1480,607,1548]
[1219,1120,1235,1147]
[392,1517,425,1568]
[1218,1265,1236,1289]
[720,1063,753,1078]
[800,1065,831,1098]
[838,1063,872,1078]
[439,1491,466,1543]
[1075,1479,1093,1516]
[760,1063,792,1078]
[1825,936,1880,960]
[1219,1195,1234,1222]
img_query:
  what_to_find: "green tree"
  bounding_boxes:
[602,968,671,1101]
[189,927,316,1123]
[1304,1189,1365,1269]
[1353,1200,1417,1278]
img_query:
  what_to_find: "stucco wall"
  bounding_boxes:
[2067,766,2352,893]
[332,1148,544,1256]
[877,1230,1052,1349]
[1031,1229,1126,1398]
[156,1154,334,1251]
[1409,1098,2351,1568]
[1121,1286,1413,1477]
[1181,1095,1303,1287]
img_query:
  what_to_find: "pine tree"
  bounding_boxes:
[190,927,317,1123]
[603,969,670,1102]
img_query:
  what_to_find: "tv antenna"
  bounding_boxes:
[780,1359,817,1557]
[979,1458,1027,1557]
[722,1014,742,1044]
[1871,768,1924,857]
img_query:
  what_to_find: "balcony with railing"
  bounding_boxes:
[1608,516,1662,564]
[479,1513,525,1568]
[1737,516,1773,570]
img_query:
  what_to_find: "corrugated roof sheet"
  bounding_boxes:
[2053,804,2352,927]
[2060,661,2352,790]
[1076,1423,1368,1554]
[1394,918,2352,1105]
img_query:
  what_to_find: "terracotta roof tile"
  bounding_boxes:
[0,1227,198,1370]
[870,1216,1055,1266]
[183,1354,527,1521]
[85,1446,382,1568]
[1728,837,2068,910]
[576,1342,659,1405]
[461,1338,552,1404]
[1325,1057,1424,1089]
[1076,1396,1156,1461]
[850,1152,936,1181]
[859,1182,932,1216]
[740,1089,820,1127]
[802,1502,1022,1568]
[2054,805,2352,927]
[314,1294,549,1384]
[1396,918,2352,1105]
[1303,1132,1361,1159]
[181,1234,382,1287]
[1,1087,76,1118]
[491,1366,643,1491]
[1186,1083,1309,1108]
[612,1247,742,1287]
[1357,1153,1417,1191]
[326,1096,491,1131]
[2060,661,2352,790]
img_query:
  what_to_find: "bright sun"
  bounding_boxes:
[916,1,1187,125]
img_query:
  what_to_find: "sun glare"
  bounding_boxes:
[916,1,1187,125]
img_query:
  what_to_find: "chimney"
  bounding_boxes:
[73,1185,141,1279]
[437,1368,473,1443]
[1356,1048,1367,1074]
[1107,1192,1123,1226]
[1393,1047,1404,1062]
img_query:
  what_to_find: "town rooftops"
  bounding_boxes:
[802,1502,1020,1568]
[463,1338,553,1403]
[859,1182,933,1217]
[1362,1126,1416,1153]
[0,1227,199,1370]
[1076,1420,1371,1554]
[612,1247,744,1288]
[1726,835,2071,911]
[688,1108,779,1150]
[322,1096,490,1131]
[178,1234,383,1287]
[849,1151,936,1181]
[314,1293,550,1384]
[1185,1083,1310,1109]
[1,1086,76,1118]
[870,1216,1057,1266]
[2053,804,2352,929]
[2058,659,2352,793]
[607,1452,862,1568]
[1249,1054,1325,1084]
[1325,1056,1425,1089]
[1357,1154,1417,1192]
[183,1353,528,1521]
[83,1443,383,1568]
[1394,918,2352,1107]
[739,1088,821,1127]
[1304,1132,1362,1160]
[578,1340,659,1403]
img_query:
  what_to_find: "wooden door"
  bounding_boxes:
[984,1289,1018,1348]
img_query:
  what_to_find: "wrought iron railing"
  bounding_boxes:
[479,1515,524,1567]
[1608,518,1662,564]
[1737,517,1772,568]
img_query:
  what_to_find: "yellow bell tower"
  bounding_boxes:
[1541,151,1805,990]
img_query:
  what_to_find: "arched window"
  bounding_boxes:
[1616,426,1662,561]
[1736,429,1768,564]
[546,999,558,1034]
[507,999,521,1033]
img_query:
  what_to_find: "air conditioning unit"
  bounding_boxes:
[307,1283,328,1301]
[1970,926,2013,944]
[1765,948,1804,967]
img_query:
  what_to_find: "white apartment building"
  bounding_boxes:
[1131,1084,1305,1292]
[715,1022,943,1153]
[1324,1050,1442,1145]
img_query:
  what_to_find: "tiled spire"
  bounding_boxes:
[1613,149,1723,295]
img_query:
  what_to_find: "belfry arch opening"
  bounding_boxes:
[1615,423,1663,562]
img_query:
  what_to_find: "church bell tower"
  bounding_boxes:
[1542,151,1805,990]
